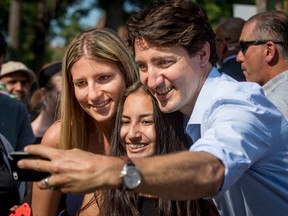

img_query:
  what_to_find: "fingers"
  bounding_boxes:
[37,176,54,190]
[17,157,52,173]
[24,144,59,160]
[44,177,53,189]
[18,145,64,173]
[38,177,49,190]
[37,174,71,193]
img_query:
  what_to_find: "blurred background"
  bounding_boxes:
[0,0,287,73]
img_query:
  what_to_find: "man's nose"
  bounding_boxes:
[140,67,163,90]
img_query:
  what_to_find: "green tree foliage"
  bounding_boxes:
[97,0,153,30]
[196,0,255,28]
[0,0,259,73]
[0,0,83,72]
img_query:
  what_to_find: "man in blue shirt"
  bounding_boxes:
[18,1,288,215]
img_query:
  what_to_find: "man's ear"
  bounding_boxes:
[265,41,277,63]
[198,42,210,67]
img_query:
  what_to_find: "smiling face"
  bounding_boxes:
[71,56,126,123]
[134,38,209,116]
[120,90,156,158]
[0,71,31,103]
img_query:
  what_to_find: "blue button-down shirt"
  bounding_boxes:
[187,68,288,216]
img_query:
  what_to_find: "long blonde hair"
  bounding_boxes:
[60,28,138,150]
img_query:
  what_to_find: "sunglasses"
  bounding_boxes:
[239,40,284,54]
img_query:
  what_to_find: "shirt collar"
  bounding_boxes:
[188,67,221,124]
[262,70,288,92]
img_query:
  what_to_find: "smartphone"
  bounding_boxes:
[8,151,50,181]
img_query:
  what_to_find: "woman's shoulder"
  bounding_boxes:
[41,121,61,148]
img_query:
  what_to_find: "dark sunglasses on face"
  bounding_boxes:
[239,40,284,54]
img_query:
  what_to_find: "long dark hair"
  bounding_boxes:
[100,81,218,216]
[111,81,188,157]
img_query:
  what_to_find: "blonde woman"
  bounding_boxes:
[31,27,138,216]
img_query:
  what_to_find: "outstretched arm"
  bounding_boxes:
[18,146,224,200]
[134,151,224,200]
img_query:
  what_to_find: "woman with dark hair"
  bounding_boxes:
[100,81,219,216]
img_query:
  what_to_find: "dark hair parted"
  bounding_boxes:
[247,10,288,57]
[126,0,217,66]
[100,81,219,216]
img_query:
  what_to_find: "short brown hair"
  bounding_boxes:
[246,10,288,57]
[126,0,217,65]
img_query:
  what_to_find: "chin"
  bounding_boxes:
[159,104,177,114]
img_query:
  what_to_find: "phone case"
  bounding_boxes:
[8,151,50,181]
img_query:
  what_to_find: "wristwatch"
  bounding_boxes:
[120,157,141,190]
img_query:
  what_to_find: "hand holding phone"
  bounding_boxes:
[8,151,50,181]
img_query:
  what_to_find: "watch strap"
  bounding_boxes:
[121,156,134,166]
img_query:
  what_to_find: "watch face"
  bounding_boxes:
[124,166,141,189]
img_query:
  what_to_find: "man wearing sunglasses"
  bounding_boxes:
[237,10,288,119]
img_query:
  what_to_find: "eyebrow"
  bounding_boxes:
[122,113,154,118]
[135,55,176,65]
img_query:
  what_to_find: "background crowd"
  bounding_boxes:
[0,0,287,216]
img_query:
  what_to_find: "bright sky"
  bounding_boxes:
[76,0,103,27]
[51,0,102,46]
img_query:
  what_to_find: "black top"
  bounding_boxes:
[139,196,159,216]
[63,193,219,216]
[64,194,160,216]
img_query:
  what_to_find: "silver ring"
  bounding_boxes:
[44,177,52,189]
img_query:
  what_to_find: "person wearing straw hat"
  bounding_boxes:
[0,61,36,105]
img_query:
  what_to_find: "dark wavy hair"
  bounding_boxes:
[126,0,217,66]
[111,81,188,156]
[99,81,218,216]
